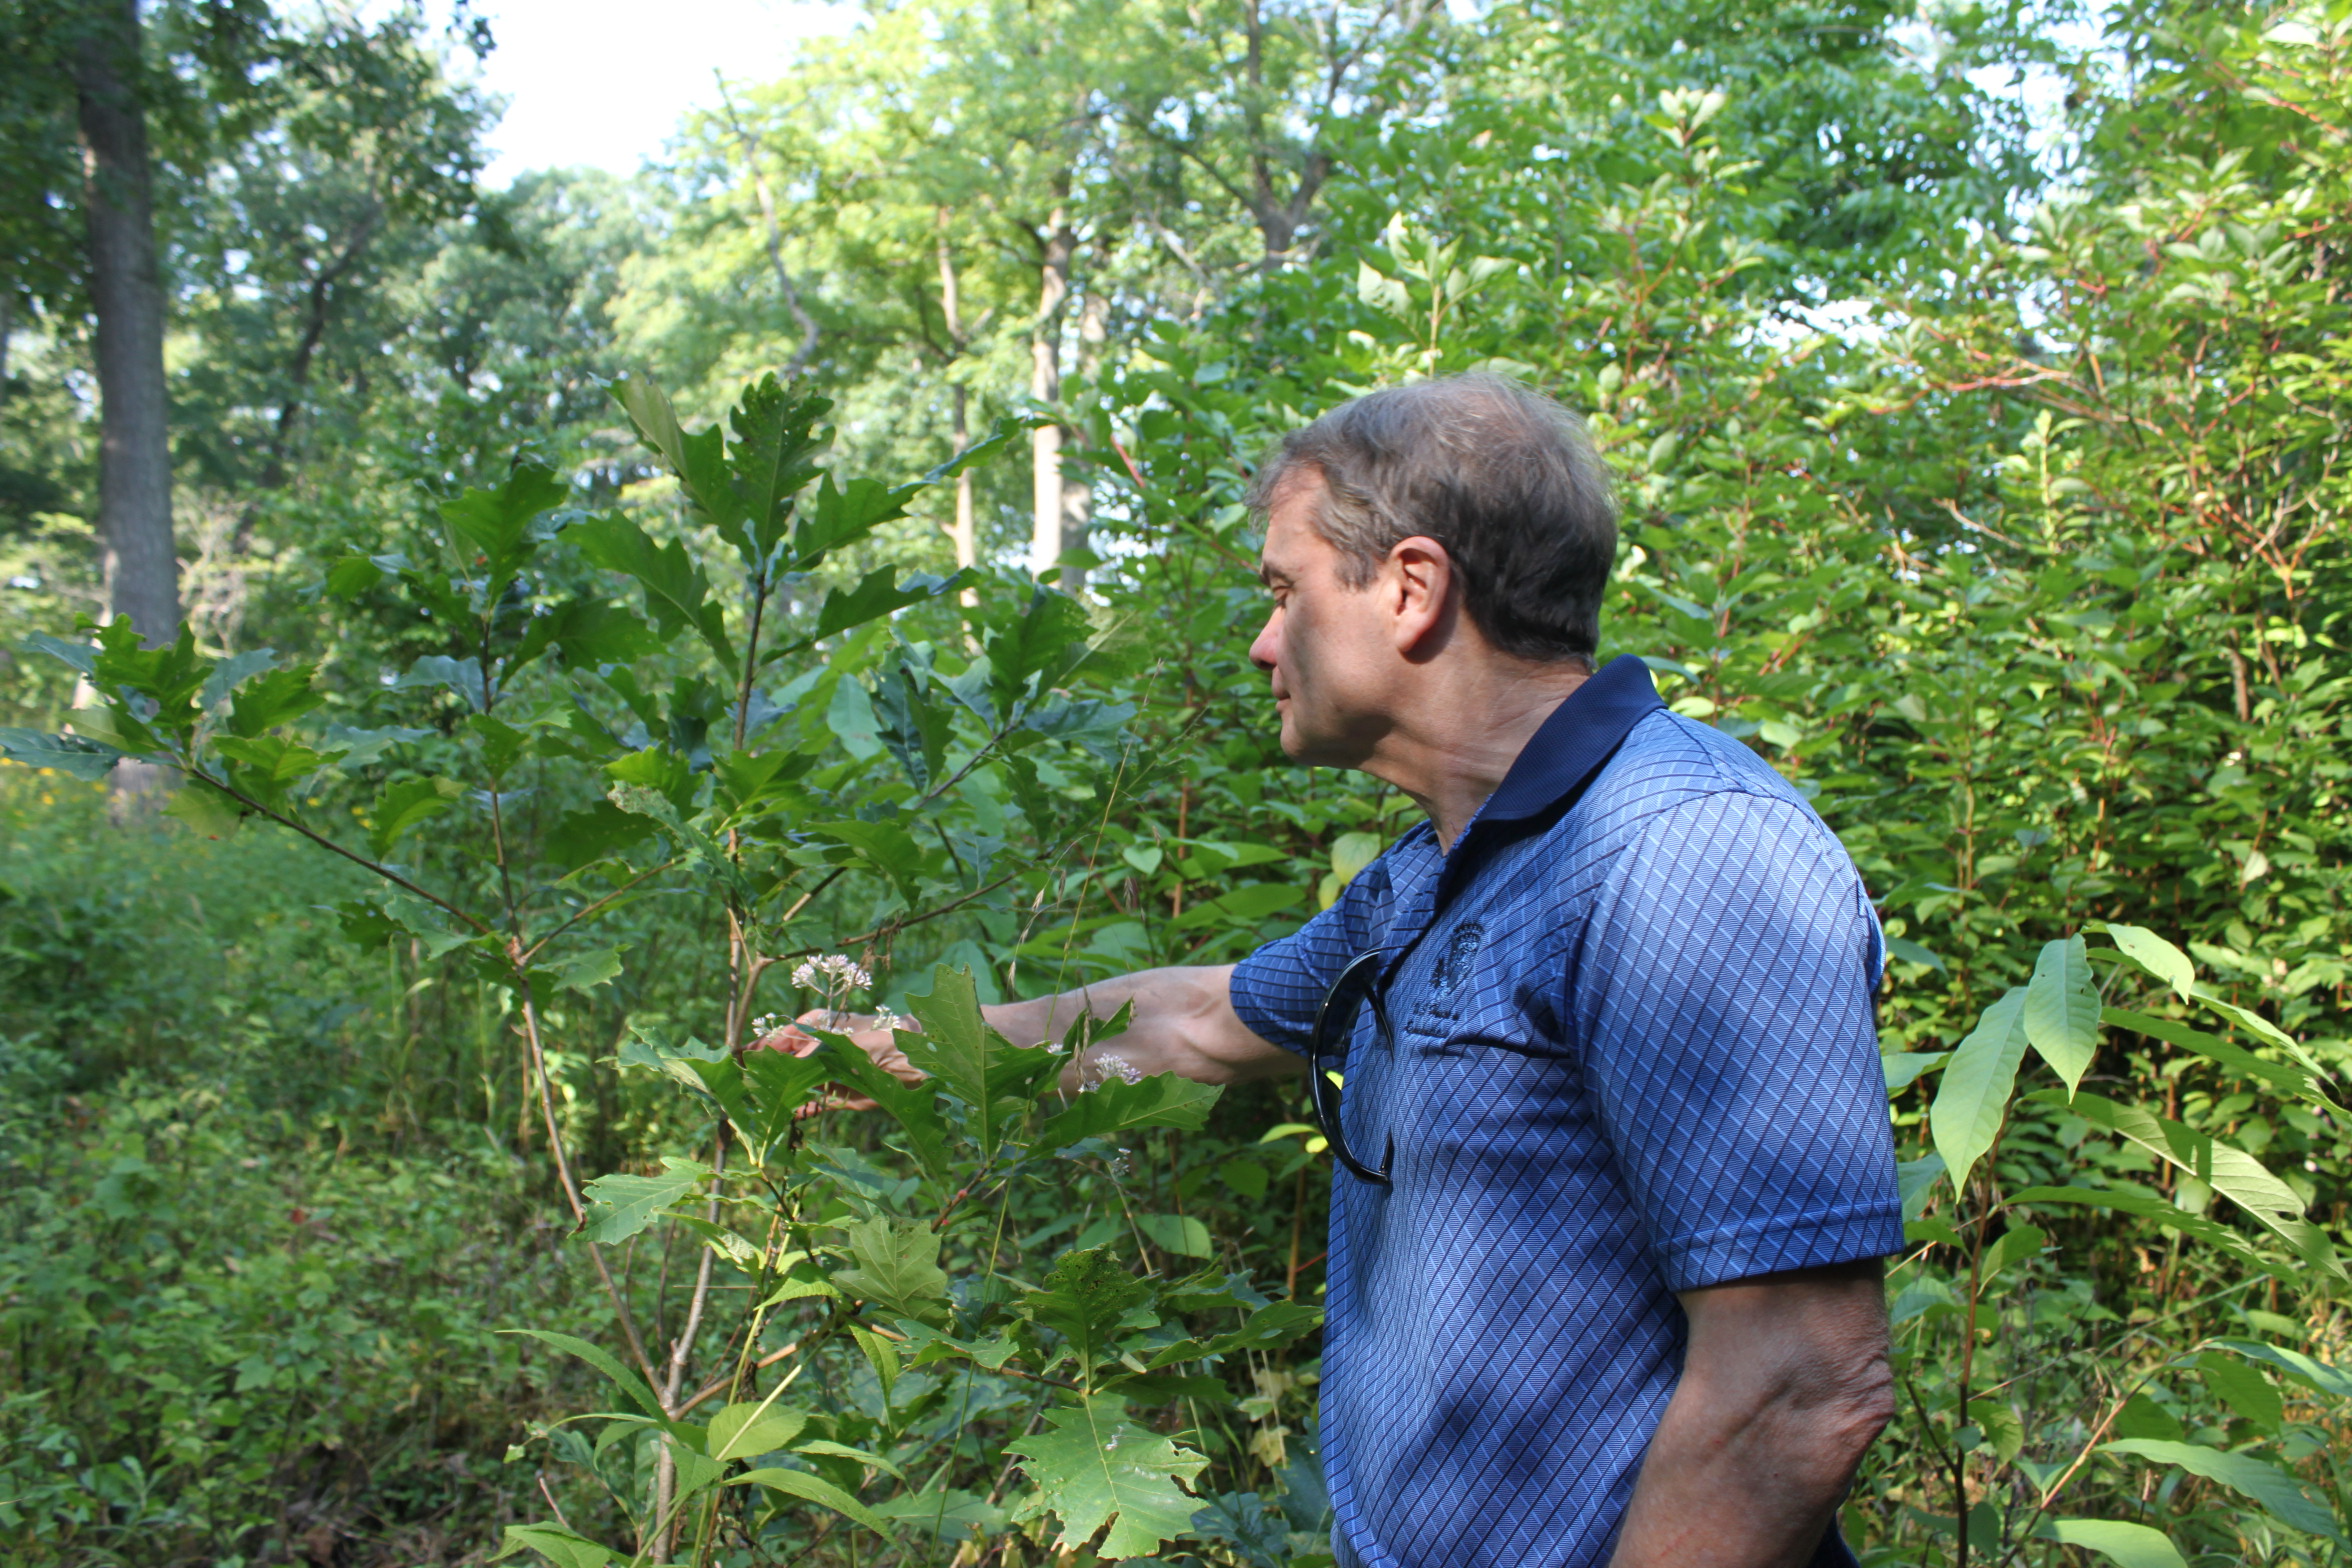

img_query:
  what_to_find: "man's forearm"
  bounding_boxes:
[983,965,1300,1087]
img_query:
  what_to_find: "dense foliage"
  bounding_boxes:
[2,0,2349,1565]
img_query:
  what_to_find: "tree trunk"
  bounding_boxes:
[937,222,977,580]
[73,0,178,644]
[1030,207,1074,580]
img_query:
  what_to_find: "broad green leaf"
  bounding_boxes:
[213,734,336,787]
[1036,1071,1224,1149]
[2190,988,2335,1081]
[868,1487,1011,1541]
[795,470,918,566]
[547,947,623,994]
[1022,1247,1151,1380]
[708,1400,808,1462]
[1144,1300,1324,1369]
[1136,1213,1214,1257]
[571,509,734,666]
[439,462,568,590]
[505,1329,662,1417]
[1008,1394,1209,1559]
[831,1216,949,1319]
[810,818,929,907]
[796,1439,905,1477]
[733,1465,893,1535]
[808,567,957,646]
[1882,1052,1947,1094]
[2106,923,2195,1000]
[2023,936,2100,1096]
[394,655,488,711]
[2211,1339,2352,1400]
[2196,1352,2283,1432]
[806,1031,953,1181]
[1172,882,1305,930]
[164,783,245,839]
[1191,1490,1290,1568]
[367,777,465,860]
[1928,987,2029,1195]
[869,651,949,792]
[2101,1440,2340,1538]
[0,728,125,780]
[23,630,99,676]
[2008,1185,2288,1281]
[2103,1008,2338,1113]
[199,648,276,710]
[2041,1520,2187,1568]
[544,801,658,869]
[897,965,1061,1155]
[724,373,830,562]
[735,1047,832,1162]
[985,585,1095,710]
[580,1156,709,1244]
[2046,1092,2340,1276]
[497,1523,613,1568]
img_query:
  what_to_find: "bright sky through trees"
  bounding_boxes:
[465,0,854,183]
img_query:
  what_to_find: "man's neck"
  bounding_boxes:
[1378,658,1591,851]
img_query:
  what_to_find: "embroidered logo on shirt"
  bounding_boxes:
[1415,922,1485,1023]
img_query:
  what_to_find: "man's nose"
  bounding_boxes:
[1248,610,1280,674]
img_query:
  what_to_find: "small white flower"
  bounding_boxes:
[790,961,819,990]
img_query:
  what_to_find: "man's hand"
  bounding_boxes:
[751,1011,921,1113]
[749,965,1299,1109]
[1607,1259,1892,1568]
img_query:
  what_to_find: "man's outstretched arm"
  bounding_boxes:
[783,965,1302,1091]
[1608,1259,1893,1568]
[986,965,1304,1086]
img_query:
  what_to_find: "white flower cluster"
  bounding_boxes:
[751,1013,782,1035]
[1080,1051,1145,1089]
[791,954,873,993]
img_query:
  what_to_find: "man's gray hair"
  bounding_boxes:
[1246,374,1618,665]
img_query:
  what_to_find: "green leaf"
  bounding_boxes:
[1928,987,2029,1195]
[2103,1008,2338,1113]
[2047,1092,2340,1276]
[2196,1352,2283,1432]
[2210,1339,2352,1400]
[571,509,734,666]
[807,567,957,647]
[725,373,831,562]
[1171,882,1305,930]
[1036,1071,1224,1150]
[0,728,125,780]
[23,629,98,676]
[395,655,488,711]
[1192,1491,1290,1568]
[368,777,466,860]
[1135,1213,1214,1257]
[2106,923,2195,1000]
[2023,936,2099,1096]
[1022,1247,1150,1380]
[2008,1185,2288,1281]
[324,555,386,599]
[547,947,624,994]
[733,1466,893,1535]
[505,1329,662,1418]
[1884,935,1946,971]
[810,818,928,907]
[544,801,657,869]
[869,650,949,792]
[795,471,917,566]
[805,1031,953,1181]
[199,648,276,710]
[897,966,1061,1155]
[1008,1394,1209,1559]
[2040,1520,2187,1568]
[580,1156,709,1244]
[1882,1051,1947,1094]
[497,1523,613,1568]
[2101,1440,2341,1538]
[440,462,568,590]
[708,1400,808,1463]
[1144,1300,1323,1369]
[164,782,246,839]
[735,1047,832,1162]
[831,1216,949,1319]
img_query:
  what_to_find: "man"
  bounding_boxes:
[816,375,1903,1567]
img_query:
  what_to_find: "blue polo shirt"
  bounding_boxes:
[1229,655,1903,1568]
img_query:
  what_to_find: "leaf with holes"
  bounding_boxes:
[1009,1394,1208,1559]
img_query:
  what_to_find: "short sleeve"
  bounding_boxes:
[1575,791,1902,1292]
[1229,851,1396,1056]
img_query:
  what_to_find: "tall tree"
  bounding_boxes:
[70,0,177,640]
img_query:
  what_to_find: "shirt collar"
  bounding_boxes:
[1475,654,1664,827]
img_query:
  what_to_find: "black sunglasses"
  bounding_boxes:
[1309,947,1396,1186]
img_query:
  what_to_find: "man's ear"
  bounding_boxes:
[1387,535,1457,656]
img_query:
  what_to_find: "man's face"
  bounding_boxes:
[1249,472,1394,767]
